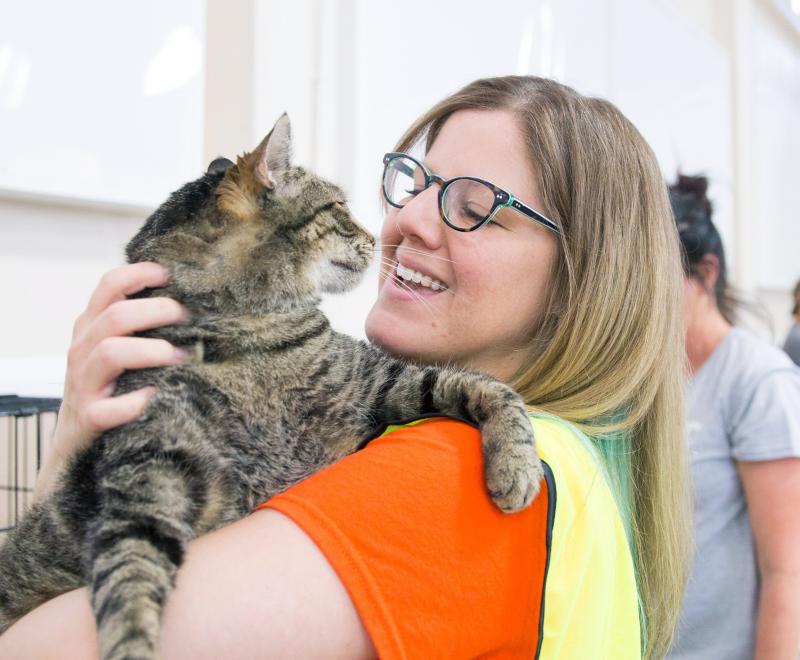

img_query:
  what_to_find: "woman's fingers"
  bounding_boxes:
[78,297,189,355]
[82,387,159,436]
[39,264,187,485]
[83,336,188,396]
[74,262,171,337]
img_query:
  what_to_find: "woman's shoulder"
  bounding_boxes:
[697,329,800,424]
[359,413,628,533]
[361,415,616,514]
[722,327,799,378]
[261,415,558,659]
[529,415,604,482]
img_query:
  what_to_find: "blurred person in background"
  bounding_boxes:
[667,174,800,660]
[783,280,800,366]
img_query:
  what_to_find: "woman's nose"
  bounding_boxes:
[391,186,444,249]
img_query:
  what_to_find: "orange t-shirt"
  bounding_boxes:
[255,417,554,659]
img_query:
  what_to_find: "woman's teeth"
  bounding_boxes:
[396,264,444,291]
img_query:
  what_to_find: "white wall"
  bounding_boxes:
[0,198,144,358]
[0,1,205,207]
[753,2,800,291]
[609,0,735,249]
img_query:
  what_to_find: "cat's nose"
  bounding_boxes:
[350,219,376,248]
[358,236,375,261]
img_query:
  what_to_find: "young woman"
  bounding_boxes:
[667,175,800,660]
[0,76,691,659]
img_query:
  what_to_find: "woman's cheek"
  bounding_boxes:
[380,211,401,243]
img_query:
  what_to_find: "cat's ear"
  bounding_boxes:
[254,113,292,190]
[207,157,234,175]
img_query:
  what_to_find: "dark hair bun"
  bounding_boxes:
[669,174,712,231]
[668,173,718,265]
[673,174,709,198]
[669,174,744,325]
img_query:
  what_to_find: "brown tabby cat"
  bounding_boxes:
[0,114,542,659]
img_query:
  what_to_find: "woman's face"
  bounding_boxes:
[364,109,559,380]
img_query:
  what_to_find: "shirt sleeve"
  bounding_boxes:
[730,368,800,461]
[255,418,553,660]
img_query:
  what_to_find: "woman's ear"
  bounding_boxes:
[696,254,720,292]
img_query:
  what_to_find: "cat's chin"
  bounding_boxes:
[320,277,362,295]
[317,262,368,294]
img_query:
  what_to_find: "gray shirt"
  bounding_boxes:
[785,323,800,366]
[668,328,800,660]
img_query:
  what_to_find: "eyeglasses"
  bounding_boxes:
[381,152,560,234]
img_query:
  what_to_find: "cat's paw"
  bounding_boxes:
[482,422,543,513]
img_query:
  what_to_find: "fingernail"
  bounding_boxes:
[174,347,190,362]
[143,386,158,399]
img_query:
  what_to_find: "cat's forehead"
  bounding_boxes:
[286,166,344,199]
[215,161,346,224]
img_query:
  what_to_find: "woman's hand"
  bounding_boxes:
[35,262,190,500]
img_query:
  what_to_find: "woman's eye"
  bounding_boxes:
[405,187,426,197]
[461,204,488,224]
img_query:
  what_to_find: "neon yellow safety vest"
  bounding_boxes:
[531,415,641,658]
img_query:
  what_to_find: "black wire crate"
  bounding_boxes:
[0,395,61,538]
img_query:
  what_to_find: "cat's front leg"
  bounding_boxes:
[87,405,237,660]
[381,365,543,513]
[88,463,195,660]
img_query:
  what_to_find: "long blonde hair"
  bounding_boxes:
[395,76,691,659]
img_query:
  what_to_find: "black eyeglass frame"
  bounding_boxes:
[382,152,560,234]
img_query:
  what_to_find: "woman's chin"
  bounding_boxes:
[365,309,423,362]
[364,311,399,354]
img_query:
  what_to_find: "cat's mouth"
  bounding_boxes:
[331,260,363,273]
[319,258,369,294]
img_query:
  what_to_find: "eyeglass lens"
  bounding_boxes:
[384,155,496,230]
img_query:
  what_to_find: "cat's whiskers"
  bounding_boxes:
[373,243,456,265]
[378,256,449,292]
[378,258,442,321]
[378,270,441,322]
[378,256,470,304]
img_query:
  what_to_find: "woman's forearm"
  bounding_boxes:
[754,572,800,660]
[0,588,98,660]
[32,446,67,503]
[0,509,374,660]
